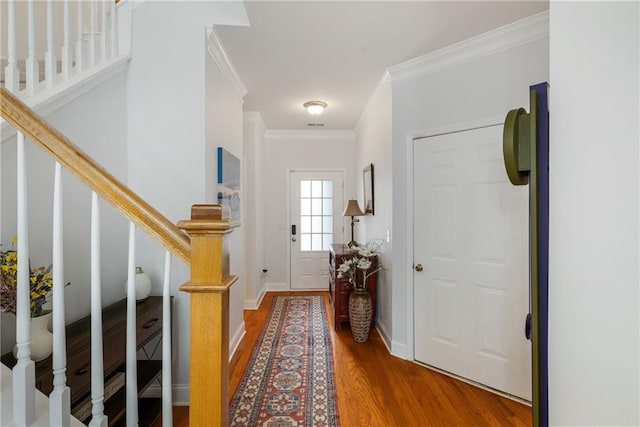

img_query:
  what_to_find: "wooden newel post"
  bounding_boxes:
[178,205,238,427]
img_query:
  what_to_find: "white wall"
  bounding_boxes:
[1,70,129,346]
[354,75,393,346]
[243,112,267,309]
[262,131,357,287]
[127,2,247,223]
[548,2,639,424]
[389,16,549,358]
[126,1,248,402]
[204,40,246,356]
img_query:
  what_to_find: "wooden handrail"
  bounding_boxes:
[0,87,191,264]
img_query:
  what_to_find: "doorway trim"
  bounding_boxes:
[402,115,505,360]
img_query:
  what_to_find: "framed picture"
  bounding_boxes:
[363,163,374,215]
[217,147,241,221]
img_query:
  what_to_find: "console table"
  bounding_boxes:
[328,243,377,330]
[1,296,168,426]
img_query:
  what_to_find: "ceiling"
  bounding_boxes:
[216,1,548,131]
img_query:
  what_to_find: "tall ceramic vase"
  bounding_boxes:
[13,311,53,362]
[349,287,372,343]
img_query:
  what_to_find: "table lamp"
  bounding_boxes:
[343,199,365,246]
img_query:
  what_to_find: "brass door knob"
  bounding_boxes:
[415,264,423,272]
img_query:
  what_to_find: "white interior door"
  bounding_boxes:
[413,125,531,400]
[290,171,344,289]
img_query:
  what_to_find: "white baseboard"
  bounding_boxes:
[258,287,267,307]
[166,384,189,406]
[244,285,267,310]
[266,282,290,291]
[391,339,409,360]
[264,282,331,292]
[375,320,393,354]
[229,321,246,361]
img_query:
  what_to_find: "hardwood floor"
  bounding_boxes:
[160,291,531,426]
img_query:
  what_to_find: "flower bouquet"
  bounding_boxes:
[0,238,54,318]
[336,240,384,290]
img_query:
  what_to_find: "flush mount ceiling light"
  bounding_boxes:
[303,100,328,115]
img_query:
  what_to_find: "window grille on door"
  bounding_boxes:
[299,180,333,251]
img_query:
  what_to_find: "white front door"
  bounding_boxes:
[290,171,344,289]
[413,125,531,400]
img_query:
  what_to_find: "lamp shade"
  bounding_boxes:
[343,199,365,217]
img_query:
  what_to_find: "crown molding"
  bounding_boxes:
[355,71,390,133]
[265,129,356,141]
[207,26,247,99]
[388,10,549,83]
[244,111,266,134]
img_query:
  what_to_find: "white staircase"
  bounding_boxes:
[1,2,177,426]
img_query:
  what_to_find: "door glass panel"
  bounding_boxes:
[300,180,311,198]
[301,199,311,216]
[323,216,332,232]
[299,179,334,252]
[301,216,311,233]
[311,216,322,233]
[311,180,322,197]
[311,198,322,215]
[322,198,332,216]
[323,180,333,198]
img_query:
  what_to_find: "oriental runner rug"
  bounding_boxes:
[229,296,339,427]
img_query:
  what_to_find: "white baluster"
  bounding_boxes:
[61,0,72,81]
[100,0,107,63]
[13,132,35,425]
[89,0,97,67]
[4,0,19,93]
[110,0,117,58]
[126,222,139,426]
[25,0,39,96]
[162,251,173,427]
[45,0,57,88]
[89,192,108,427]
[76,0,84,73]
[50,163,71,425]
